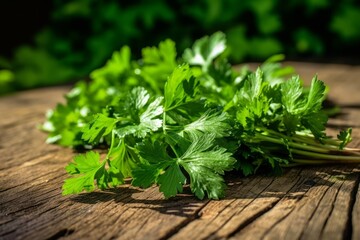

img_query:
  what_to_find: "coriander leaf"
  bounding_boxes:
[301,111,328,140]
[158,163,186,198]
[142,39,177,68]
[181,134,235,175]
[231,70,269,129]
[108,159,125,187]
[65,151,102,173]
[82,113,118,144]
[282,113,301,133]
[240,68,264,101]
[132,140,181,197]
[134,133,235,199]
[62,151,105,195]
[184,165,227,200]
[62,174,98,196]
[43,102,87,147]
[183,31,226,71]
[141,39,178,94]
[237,160,255,176]
[115,94,163,139]
[139,96,164,131]
[303,76,326,113]
[90,46,131,81]
[281,76,304,114]
[183,110,230,138]
[180,134,236,199]
[124,87,150,114]
[164,64,195,110]
[109,139,141,178]
[131,163,162,188]
[132,140,172,188]
[337,128,352,150]
[136,140,171,164]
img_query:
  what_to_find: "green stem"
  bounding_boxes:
[106,130,116,159]
[292,134,340,148]
[255,127,358,153]
[252,133,331,154]
[294,131,342,146]
[291,149,360,162]
[255,133,360,156]
[169,143,181,160]
[162,111,167,134]
[289,158,360,165]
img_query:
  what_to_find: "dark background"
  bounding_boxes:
[0,1,52,57]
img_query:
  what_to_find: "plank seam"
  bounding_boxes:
[158,200,211,240]
[259,176,307,239]
[319,180,345,239]
[347,172,360,240]
[297,176,335,240]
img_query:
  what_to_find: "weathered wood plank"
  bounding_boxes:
[0,62,360,240]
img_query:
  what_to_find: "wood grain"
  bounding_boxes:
[0,63,359,240]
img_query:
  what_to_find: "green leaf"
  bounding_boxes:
[281,76,304,114]
[132,140,171,189]
[137,140,171,164]
[109,140,140,178]
[82,114,118,144]
[62,151,105,195]
[133,140,185,197]
[158,163,186,198]
[90,46,131,81]
[183,110,230,138]
[301,112,328,140]
[139,96,164,131]
[142,39,177,67]
[63,174,97,195]
[180,134,236,199]
[108,159,125,187]
[303,76,326,113]
[115,90,163,138]
[238,68,264,102]
[164,64,196,110]
[337,128,352,150]
[124,87,151,112]
[131,163,162,188]
[141,39,178,93]
[183,31,226,71]
[238,160,255,176]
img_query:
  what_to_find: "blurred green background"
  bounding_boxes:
[1,0,360,95]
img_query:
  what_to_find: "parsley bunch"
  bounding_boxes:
[42,32,360,199]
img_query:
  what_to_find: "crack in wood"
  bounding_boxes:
[295,174,336,240]
[159,200,211,240]
[347,173,360,240]
[46,228,75,240]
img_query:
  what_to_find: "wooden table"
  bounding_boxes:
[1,62,360,240]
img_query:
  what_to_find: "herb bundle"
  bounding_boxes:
[42,32,360,199]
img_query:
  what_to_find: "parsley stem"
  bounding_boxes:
[169,143,181,160]
[290,159,359,164]
[249,133,360,160]
[256,127,348,151]
[291,149,360,161]
[251,133,331,154]
[106,130,116,159]
[162,112,167,134]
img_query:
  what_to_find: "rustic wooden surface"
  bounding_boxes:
[1,62,360,240]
